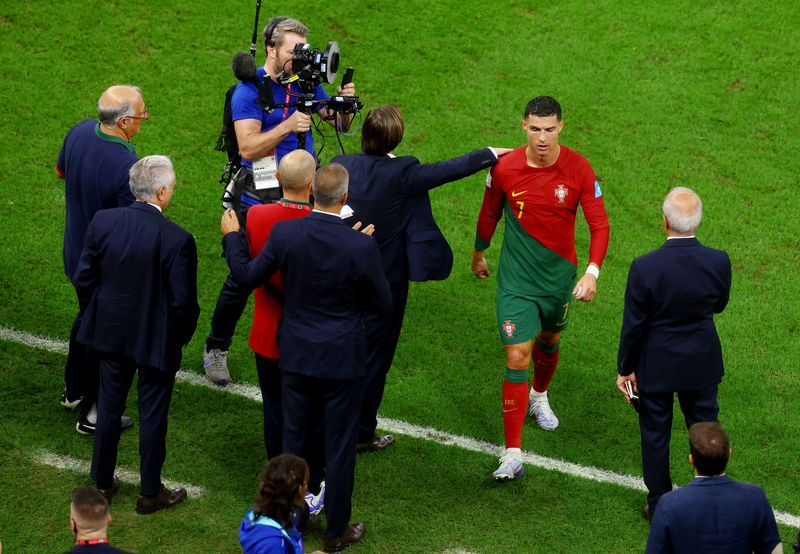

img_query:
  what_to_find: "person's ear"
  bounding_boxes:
[688,453,696,468]
[70,517,77,536]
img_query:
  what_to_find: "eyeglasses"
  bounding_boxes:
[123,107,149,121]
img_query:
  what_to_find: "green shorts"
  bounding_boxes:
[496,286,572,345]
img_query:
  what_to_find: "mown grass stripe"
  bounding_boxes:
[5,325,800,528]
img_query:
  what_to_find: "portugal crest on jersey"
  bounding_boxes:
[555,184,569,204]
[502,320,516,338]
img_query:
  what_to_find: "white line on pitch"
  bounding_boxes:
[0,325,68,355]
[4,324,800,529]
[31,450,206,498]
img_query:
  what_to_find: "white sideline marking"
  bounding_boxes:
[0,325,68,355]
[440,549,478,554]
[177,367,263,402]
[4,324,800,528]
[31,450,206,498]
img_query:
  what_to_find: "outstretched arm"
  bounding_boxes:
[402,148,504,195]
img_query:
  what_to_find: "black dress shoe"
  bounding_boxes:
[356,434,395,454]
[135,484,187,515]
[97,477,120,503]
[324,522,365,552]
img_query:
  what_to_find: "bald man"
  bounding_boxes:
[243,149,316,459]
[57,85,147,435]
[617,187,732,520]
[65,487,133,553]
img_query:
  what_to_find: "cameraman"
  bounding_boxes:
[204,16,356,383]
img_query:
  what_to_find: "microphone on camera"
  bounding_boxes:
[231,51,257,82]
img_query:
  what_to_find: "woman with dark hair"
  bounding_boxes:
[239,454,324,554]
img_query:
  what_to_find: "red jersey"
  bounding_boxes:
[246,200,312,358]
[476,145,609,268]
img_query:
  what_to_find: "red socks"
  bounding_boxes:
[532,340,559,393]
[502,370,529,449]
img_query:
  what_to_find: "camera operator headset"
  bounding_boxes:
[229,16,357,213]
[203,15,358,387]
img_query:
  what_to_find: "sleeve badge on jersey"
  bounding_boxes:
[502,320,516,338]
[486,173,493,189]
[594,180,603,198]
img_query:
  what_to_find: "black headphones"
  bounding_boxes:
[264,16,290,48]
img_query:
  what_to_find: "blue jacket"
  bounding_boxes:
[74,202,199,372]
[239,509,303,554]
[224,211,391,379]
[646,475,781,554]
[57,119,137,280]
[618,237,731,392]
[333,148,497,283]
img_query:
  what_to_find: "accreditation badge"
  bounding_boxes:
[252,152,279,191]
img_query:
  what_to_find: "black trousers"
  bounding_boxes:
[282,372,363,539]
[65,288,99,418]
[206,206,251,352]
[91,354,176,496]
[638,386,719,512]
[358,280,408,442]
[206,274,250,351]
[255,354,283,459]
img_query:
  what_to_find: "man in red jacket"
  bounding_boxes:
[244,149,316,459]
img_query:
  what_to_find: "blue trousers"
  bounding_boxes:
[282,372,363,539]
[91,354,175,496]
[639,386,719,512]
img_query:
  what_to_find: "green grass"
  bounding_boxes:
[1,0,800,552]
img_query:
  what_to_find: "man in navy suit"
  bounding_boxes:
[333,104,508,452]
[74,155,199,514]
[617,187,732,518]
[646,422,782,553]
[221,162,391,551]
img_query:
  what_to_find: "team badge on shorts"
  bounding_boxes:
[555,184,568,204]
[502,320,516,338]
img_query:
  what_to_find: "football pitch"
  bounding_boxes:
[1,1,799,552]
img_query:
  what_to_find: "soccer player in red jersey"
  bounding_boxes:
[472,96,610,480]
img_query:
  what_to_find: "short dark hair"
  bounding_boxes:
[71,487,109,522]
[361,104,404,156]
[252,454,309,528]
[689,422,730,476]
[313,163,349,207]
[524,96,562,121]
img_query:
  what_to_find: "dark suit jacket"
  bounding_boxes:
[224,211,391,380]
[646,475,781,554]
[618,237,731,392]
[74,202,200,373]
[333,148,497,283]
